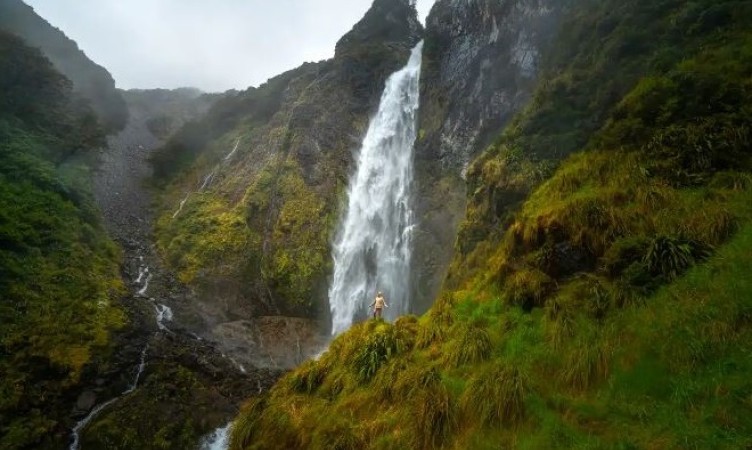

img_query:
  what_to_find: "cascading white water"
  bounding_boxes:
[329,42,423,335]
[199,423,231,450]
[154,304,174,331]
[137,272,152,296]
[173,193,191,219]
[224,138,241,161]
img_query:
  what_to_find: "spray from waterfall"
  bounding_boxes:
[328,42,423,335]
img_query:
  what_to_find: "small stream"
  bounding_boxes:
[69,253,163,449]
[173,138,242,219]
[69,344,149,450]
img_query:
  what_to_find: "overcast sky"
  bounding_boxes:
[25,0,435,92]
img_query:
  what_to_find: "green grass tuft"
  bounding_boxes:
[287,359,326,394]
[229,398,265,450]
[461,363,527,427]
[443,323,493,368]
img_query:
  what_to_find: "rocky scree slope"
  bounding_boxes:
[0,0,128,131]
[82,86,287,450]
[152,0,423,327]
[228,0,752,448]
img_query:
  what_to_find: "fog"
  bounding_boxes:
[25,0,436,92]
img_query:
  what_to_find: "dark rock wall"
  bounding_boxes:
[411,0,570,312]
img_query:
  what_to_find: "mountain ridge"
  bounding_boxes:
[0,0,128,131]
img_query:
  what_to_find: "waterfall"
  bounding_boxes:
[224,138,241,161]
[199,423,232,450]
[137,272,152,296]
[173,138,241,219]
[173,193,191,218]
[328,42,423,335]
[154,304,174,331]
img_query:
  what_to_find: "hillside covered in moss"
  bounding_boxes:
[0,30,125,449]
[229,0,752,448]
[152,0,423,320]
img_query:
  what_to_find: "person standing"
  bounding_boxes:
[370,291,388,319]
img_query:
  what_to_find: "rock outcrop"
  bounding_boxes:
[410,0,570,312]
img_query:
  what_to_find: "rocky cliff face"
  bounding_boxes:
[410,0,570,312]
[153,0,422,331]
[0,0,128,131]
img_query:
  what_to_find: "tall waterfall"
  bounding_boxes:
[329,42,423,335]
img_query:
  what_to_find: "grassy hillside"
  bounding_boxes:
[0,31,125,449]
[229,0,752,448]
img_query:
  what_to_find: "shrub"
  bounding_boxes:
[505,269,555,311]
[373,357,410,402]
[709,171,752,191]
[601,236,650,277]
[394,315,420,349]
[416,301,455,349]
[393,366,443,400]
[416,320,447,349]
[681,208,738,245]
[544,298,577,350]
[562,330,613,390]
[310,414,363,450]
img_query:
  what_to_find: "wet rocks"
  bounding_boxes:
[410,0,572,313]
[75,391,97,414]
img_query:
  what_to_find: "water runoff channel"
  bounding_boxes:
[69,254,168,450]
[69,134,246,450]
[70,138,246,449]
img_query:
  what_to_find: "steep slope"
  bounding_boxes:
[152,0,423,328]
[0,30,125,450]
[95,88,221,240]
[412,0,571,313]
[229,0,752,448]
[0,0,128,131]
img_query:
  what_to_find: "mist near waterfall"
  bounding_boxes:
[328,42,424,335]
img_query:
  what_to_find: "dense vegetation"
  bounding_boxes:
[0,31,124,449]
[230,0,752,448]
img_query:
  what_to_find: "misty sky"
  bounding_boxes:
[25,0,435,92]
